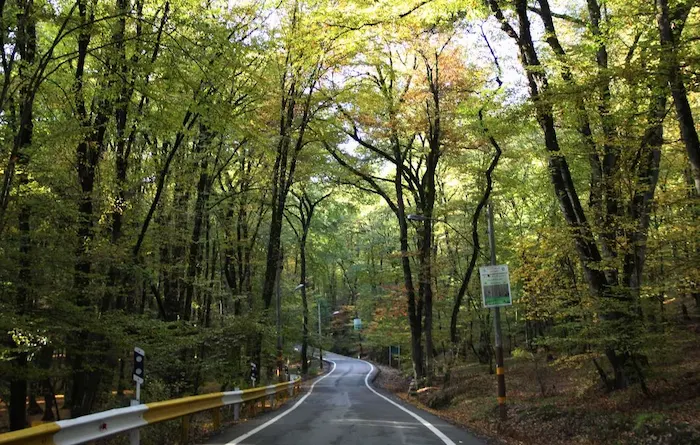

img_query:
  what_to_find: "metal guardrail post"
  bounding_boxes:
[233,387,240,422]
[234,403,240,422]
[181,414,190,443]
[212,407,221,429]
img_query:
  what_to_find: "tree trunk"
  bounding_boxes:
[9,356,28,430]
[37,346,57,421]
[8,0,36,430]
[656,0,700,195]
[105,0,133,313]
[395,155,423,380]
[183,125,212,321]
[449,131,500,344]
[488,0,649,389]
[27,390,42,415]
[300,238,309,375]
[164,180,189,321]
[70,0,115,416]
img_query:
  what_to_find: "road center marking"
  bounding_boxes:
[224,361,337,445]
[360,360,456,445]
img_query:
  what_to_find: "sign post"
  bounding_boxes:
[482,203,509,421]
[131,347,145,445]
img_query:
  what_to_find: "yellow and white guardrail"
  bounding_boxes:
[0,378,301,445]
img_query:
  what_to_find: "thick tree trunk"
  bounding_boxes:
[183,125,212,321]
[105,0,132,312]
[8,0,36,430]
[623,89,666,300]
[262,188,285,310]
[223,205,240,315]
[300,239,309,375]
[289,191,328,374]
[164,181,190,320]
[489,0,655,390]
[70,0,115,416]
[418,205,435,381]
[9,356,27,430]
[656,0,700,195]
[36,346,57,421]
[395,154,423,380]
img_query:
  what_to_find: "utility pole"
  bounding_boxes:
[318,299,323,370]
[487,202,506,420]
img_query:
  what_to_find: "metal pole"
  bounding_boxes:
[318,299,323,369]
[487,202,506,421]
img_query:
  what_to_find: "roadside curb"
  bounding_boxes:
[369,362,381,384]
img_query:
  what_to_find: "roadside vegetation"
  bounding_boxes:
[1,0,698,443]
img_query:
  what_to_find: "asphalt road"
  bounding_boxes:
[203,352,486,445]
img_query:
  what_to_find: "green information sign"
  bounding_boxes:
[479,264,512,308]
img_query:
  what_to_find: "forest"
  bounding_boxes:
[1,0,699,442]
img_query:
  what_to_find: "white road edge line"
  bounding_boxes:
[224,361,337,445]
[361,360,456,445]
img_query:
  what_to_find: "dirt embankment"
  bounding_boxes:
[373,337,700,445]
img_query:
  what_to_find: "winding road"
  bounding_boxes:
[203,352,485,445]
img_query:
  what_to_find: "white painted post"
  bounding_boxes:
[233,387,240,421]
[131,347,144,445]
[129,397,140,445]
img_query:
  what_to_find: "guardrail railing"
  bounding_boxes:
[0,377,301,445]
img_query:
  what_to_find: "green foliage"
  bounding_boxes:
[0,0,699,436]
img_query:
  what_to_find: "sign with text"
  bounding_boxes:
[479,264,512,308]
